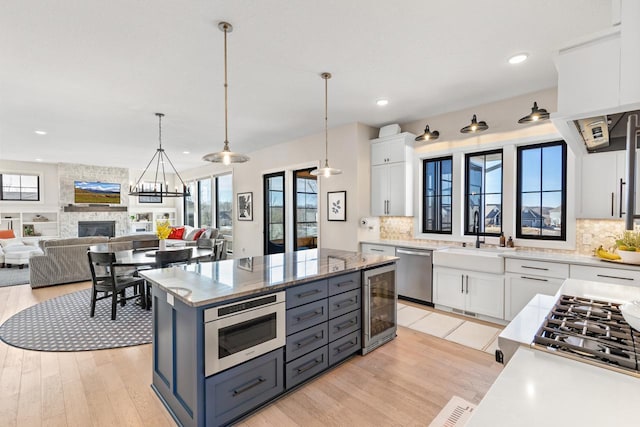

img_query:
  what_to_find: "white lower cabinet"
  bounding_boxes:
[569,264,640,287]
[504,258,568,321]
[433,266,504,319]
[504,274,564,321]
[360,243,395,256]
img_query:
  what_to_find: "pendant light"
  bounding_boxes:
[310,72,342,177]
[415,124,440,142]
[518,102,550,123]
[129,113,190,198]
[460,114,489,134]
[202,21,249,165]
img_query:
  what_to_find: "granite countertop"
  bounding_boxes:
[140,248,397,307]
[361,239,640,272]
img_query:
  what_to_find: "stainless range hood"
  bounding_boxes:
[574,110,640,153]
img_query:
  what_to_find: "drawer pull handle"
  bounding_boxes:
[296,357,324,374]
[370,249,384,252]
[296,333,324,348]
[334,298,357,309]
[336,280,354,287]
[520,276,549,282]
[597,274,633,281]
[296,309,323,322]
[232,377,265,396]
[521,266,549,271]
[335,318,357,331]
[335,340,358,354]
[296,289,321,299]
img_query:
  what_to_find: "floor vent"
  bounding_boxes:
[428,395,477,427]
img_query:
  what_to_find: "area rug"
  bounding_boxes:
[428,396,477,427]
[0,288,151,351]
[0,267,30,287]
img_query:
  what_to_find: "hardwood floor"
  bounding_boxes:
[0,282,503,427]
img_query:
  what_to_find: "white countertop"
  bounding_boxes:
[361,239,640,271]
[475,278,640,426]
[467,346,640,427]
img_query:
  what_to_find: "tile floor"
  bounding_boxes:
[397,302,502,354]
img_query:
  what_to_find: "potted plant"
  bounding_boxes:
[615,230,640,264]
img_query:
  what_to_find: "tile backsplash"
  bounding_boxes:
[379,217,629,256]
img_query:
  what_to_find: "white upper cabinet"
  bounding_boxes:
[579,151,627,219]
[556,30,621,117]
[370,132,415,216]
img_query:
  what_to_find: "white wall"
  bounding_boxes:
[0,159,60,213]
[181,123,376,257]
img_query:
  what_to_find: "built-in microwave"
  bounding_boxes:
[204,291,286,376]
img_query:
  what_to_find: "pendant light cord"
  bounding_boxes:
[324,74,329,167]
[223,24,229,148]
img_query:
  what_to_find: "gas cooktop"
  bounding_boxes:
[533,294,640,376]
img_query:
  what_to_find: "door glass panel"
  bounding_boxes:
[293,168,318,250]
[368,269,396,337]
[264,172,285,254]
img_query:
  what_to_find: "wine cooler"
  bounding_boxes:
[362,263,397,355]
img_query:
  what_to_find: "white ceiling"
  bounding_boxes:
[0,0,612,171]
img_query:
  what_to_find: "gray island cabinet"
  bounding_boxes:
[140,249,396,427]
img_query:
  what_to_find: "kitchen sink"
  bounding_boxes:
[432,247,506,274]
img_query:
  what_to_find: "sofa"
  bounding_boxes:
[29,234,158,288]
[165,226,219,247]
[0,235,45,268]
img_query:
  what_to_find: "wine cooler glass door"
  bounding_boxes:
[364,264,397,345]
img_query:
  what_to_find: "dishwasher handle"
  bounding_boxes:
[396,249,431,257]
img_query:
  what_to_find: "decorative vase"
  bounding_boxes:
[159,239,167,251]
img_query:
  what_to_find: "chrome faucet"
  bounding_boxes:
[474,211,485,248]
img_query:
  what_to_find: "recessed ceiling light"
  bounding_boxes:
[182,151,190,154]
[376,99,389,107]
[35,158,43,162]
[34,130,47,135]
[508,53,529,65]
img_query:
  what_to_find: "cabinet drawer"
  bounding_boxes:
[328,272,360,296]
[285,323,328,362]
[328,289,360,319]
[505,258,569,279]
[504,273,564,321]
[285,346,328,390]
[205,348,284,427]
[286,280,328,309]
[328,330,360,366]
[570,264,640,286]
[286,299,328,335]
[361,243,395,256]
[328,310,361,342]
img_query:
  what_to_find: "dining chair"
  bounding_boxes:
[155,248,192,268]
[87,251,145,320]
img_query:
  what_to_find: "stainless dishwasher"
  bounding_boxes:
[395,247,433,306]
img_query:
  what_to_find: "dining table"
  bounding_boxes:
[88,245,214,309]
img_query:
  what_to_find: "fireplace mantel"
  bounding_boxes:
[63,205,128,212]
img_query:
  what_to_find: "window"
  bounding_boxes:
[422,156,452,233]
[184,182,196,227]
[293,168,318,250]
[464,150,502,236]
[198,178,212,227]
[517,141,566,240]
[216,174,233,238]
[184,173,232,235]
[0,173,40,201]
[264,172,285,254]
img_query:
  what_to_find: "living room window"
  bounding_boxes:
[516,141,566,240]
[184,173,233,235]
[464,150,503,237]
[422,156,452,234]
[0,173,40,201]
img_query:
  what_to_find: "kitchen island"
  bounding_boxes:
[140,248,397,427]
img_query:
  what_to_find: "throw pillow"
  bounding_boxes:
[0,230,15,239]
[181,225,195,240]
[168,226,186,240]
[192,228,206,240]
[184,227,200,241]
[0,238,25,248]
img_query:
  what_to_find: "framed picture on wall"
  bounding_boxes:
[327,191,346,221]
[238,192,253,221]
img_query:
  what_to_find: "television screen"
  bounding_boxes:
[74,181,121,204]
